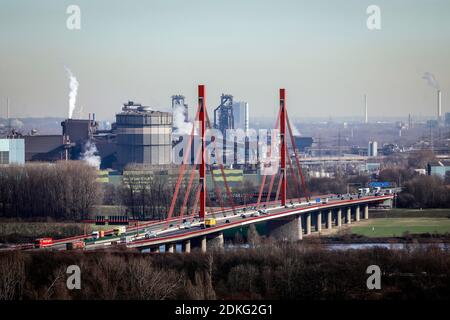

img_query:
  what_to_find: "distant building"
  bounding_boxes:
[368,141,378,157]
[24,135,67,161]
[0,138,25,165]
[115,101,173,169]
[427,119,439,129]
[293,136,314,152]
[232,101,249,131]
[214,94,234,135]
[427,160,450,177]
[445,112,450,127]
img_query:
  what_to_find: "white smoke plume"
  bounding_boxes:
[81,140,101,169]
[422,72,440,90]
[290,123,301,136]
[173,104,193,135]
[64,67,79,119]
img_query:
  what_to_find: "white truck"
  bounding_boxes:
[120,235,134,243]
[358,188,370,195]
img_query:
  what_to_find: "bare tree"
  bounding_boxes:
[0,252,25,300]
[126,258,184,300]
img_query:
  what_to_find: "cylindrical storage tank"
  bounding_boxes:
[115,103,173,169]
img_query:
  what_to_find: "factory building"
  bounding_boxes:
[214,94,234,135]
[24,135,67,161]
[232,101,249,131]
[0,138,25,165]
[115,101,173,169]
[293,136,314,152]
[445,112,450,127]
[368,141,378,157]
[427,160,450,178]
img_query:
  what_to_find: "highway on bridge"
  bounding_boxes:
[28,192,392,252]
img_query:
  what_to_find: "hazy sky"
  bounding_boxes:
[0,0,449,121]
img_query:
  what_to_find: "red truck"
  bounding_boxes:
[34,238,53,248]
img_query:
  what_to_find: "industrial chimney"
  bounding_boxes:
[364,94,368,124]
[437,90,442,122]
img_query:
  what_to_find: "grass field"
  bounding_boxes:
[350,218,450,237]
[370,208,450,219]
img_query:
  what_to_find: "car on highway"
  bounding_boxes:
[91,231,100,240]
[120,235,135,243]
[251,212,260,217]
[240,213,247,219]
[225,219,231,223]
[113,226,126,236]
[144,231,157,239]
[180,221,191,229]
[205,218,216,228]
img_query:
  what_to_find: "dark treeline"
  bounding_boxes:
[397,175,450,208]
[1,242,449,300]
[0,162,99,220]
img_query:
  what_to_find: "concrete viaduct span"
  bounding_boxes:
[127,195,393,253]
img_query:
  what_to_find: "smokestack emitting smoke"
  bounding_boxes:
[81,140,101,169]
[437,90,442,121]
[173,104,193,135]
[64,67,79,119]
[422,72,440,90]
[422,72,442,121]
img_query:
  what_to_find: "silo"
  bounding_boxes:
[115,101,173,169]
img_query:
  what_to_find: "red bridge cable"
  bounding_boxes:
[256,108,281,208]
[209,167,226,215]
[179,147,202,222]
[274,173,283,204]
[191,184,201,216]
[286,110,310,201]
[166,106,200,224]
[287,150,302,203]
[204,109,237,216]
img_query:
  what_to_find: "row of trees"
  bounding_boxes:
[397,175,450,208]
[1,241,450,300]
[0,162,99,220]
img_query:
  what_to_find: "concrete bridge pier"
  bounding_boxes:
[267,215,302,241]
[364,204,369,219]
[306,213,312,235]
[317,211,322,233]
[200,236,207,253]
[182,240,191,253]
[165,243,175,253]
[337,209,342,228]
[327,210,332,230]
[208,232,224,250]
[346,207,352,224]
[355,206,360,222]
[298,216,303,240]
